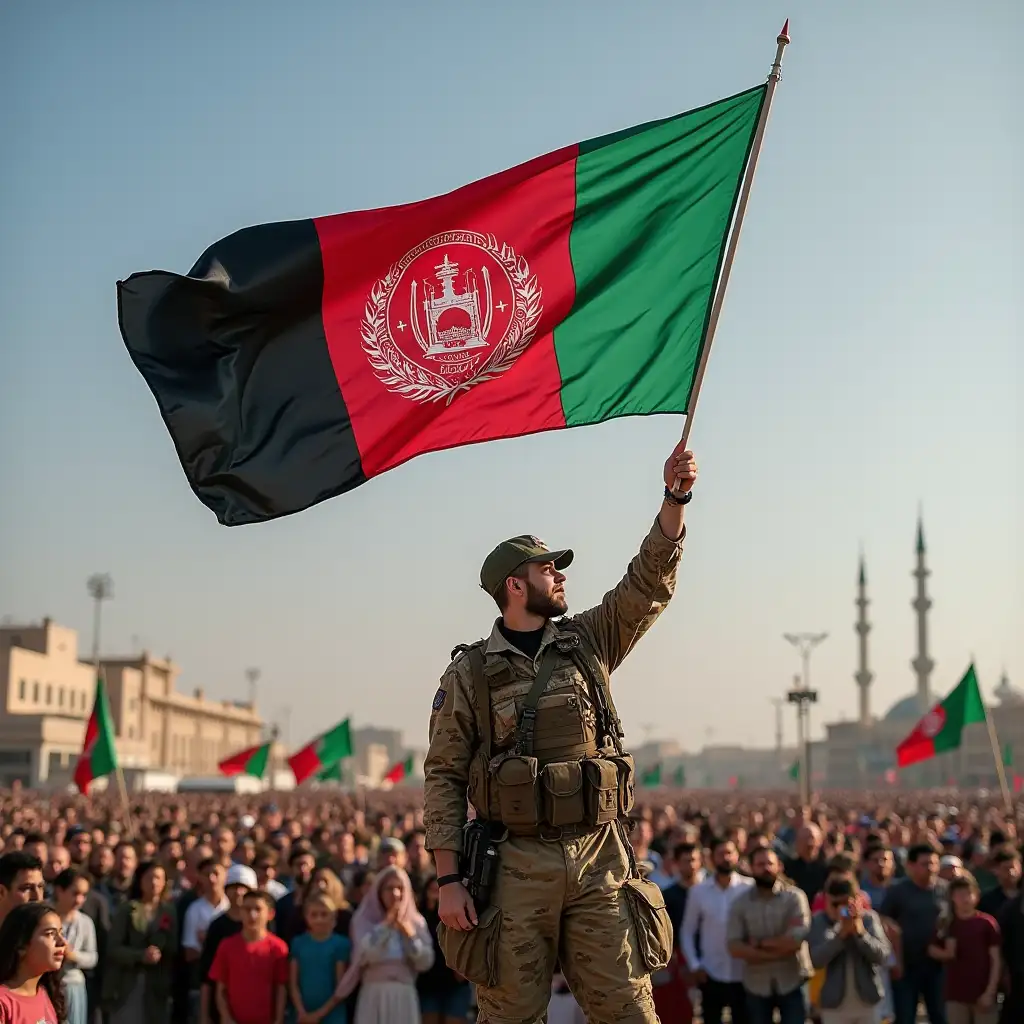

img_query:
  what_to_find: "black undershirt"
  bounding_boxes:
[498,622,545,661]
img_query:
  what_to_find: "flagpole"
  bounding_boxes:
[673,19,791,479]
[87,574,134,839]
[106,665,136,841]
[980,679,1013,815]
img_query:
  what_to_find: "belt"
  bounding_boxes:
[503,820,617,842]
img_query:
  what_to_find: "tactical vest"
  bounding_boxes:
[453,624,636,837]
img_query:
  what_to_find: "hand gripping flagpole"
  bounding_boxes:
[673,19,790,488]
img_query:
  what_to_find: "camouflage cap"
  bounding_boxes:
[480,535,574,598]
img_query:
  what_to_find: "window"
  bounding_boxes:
[45,684,52,705]
[32,682,39,702]
[59,687,65,708]
[128,726,134,739]
[18,679,25,700]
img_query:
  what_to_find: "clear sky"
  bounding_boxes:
[2,0,1020,755]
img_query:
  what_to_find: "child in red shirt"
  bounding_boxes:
[210,890,289,1024]
[927,873,1001,1024]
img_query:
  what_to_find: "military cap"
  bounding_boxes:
[480,535,573,597]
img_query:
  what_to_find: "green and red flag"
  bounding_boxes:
[672,764,686,786]
[117,83,766,526]
[788,760,800,780]
[896,665,986,767]
[218,741,271,779]
[641,764,662,787]
[74,678,118,793]
[383,754,416,785]
[289,717,353,784]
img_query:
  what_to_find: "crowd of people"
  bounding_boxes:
[0,787,1022,1024]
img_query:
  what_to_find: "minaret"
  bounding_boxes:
[911,515,935,710]
[854,554,873,726]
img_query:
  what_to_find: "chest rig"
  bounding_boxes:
[454,625,636,838]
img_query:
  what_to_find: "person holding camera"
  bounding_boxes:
[808,878,892,1024]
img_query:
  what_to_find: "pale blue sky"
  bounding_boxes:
[2,0,1020,754]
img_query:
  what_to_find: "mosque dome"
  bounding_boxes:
[884,694,927,722]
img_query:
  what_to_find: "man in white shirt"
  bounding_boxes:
[182,857,228,962]
[680,836,755,1024]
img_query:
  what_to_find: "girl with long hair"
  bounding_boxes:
[102,861,178,1024]
[333,866,434,1024]
[0,902,67,1024]
[306,867,355,937]
[289,892,351,1024]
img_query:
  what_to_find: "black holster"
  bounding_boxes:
[460,819,502,912]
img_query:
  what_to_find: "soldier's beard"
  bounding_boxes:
[524,581,568,620]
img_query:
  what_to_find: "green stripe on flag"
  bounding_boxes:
[557,86,766,425]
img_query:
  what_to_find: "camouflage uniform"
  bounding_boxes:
[423,518,684,1023]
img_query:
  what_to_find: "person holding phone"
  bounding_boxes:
[808,878,891,1024]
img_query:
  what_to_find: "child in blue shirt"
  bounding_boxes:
[289,893,351,1024]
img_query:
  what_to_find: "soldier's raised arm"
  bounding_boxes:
[574,443,697,672]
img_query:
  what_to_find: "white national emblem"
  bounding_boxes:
[361,230,543,403]
[921,708,945,738]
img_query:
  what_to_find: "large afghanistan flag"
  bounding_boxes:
[118,85,765,526]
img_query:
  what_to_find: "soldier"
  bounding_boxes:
[423,442,698,1023]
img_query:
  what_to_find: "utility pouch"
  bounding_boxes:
[491,755,540,830]
[437,905,502,988]
[582,757,620,826]
[622,877,673,974]
[541,760,586,828]
[610,753,636,817]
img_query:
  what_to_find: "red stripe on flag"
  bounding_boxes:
[896,737,936,768]
[315,145,578,479]
[289,746,322,785]
[73,714,101,791]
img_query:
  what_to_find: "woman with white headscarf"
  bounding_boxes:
[334,865,434,1024]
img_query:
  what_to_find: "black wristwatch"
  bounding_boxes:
[436,873,462,888]
[664,485,693,506]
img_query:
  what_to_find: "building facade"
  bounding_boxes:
[0,619,264,788]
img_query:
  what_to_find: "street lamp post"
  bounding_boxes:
[86,574,113,668]
[784,632,828,803]
[245,667,261,711]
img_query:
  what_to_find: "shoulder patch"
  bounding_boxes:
[432,687,448,711]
